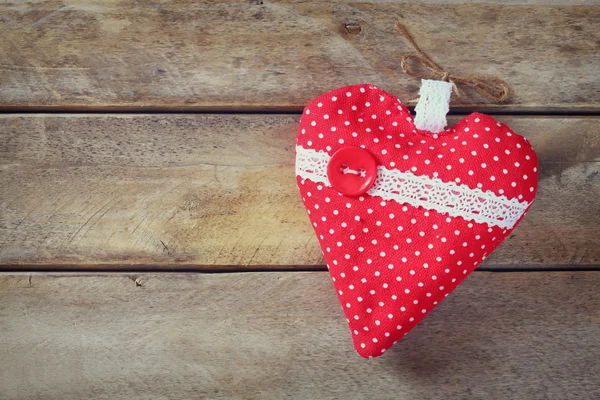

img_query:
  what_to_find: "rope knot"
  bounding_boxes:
[396,22,510,103]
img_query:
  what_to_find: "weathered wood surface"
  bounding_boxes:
[0,271,598,400]
[1,115,598,269]
[0,1,599,112]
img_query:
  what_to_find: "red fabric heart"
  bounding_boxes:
[295,84,538,358]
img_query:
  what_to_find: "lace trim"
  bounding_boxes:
[296,146,529,229]
[295,146,330,184]
[414,79,454,134]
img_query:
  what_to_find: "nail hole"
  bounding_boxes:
[344,22,361,35]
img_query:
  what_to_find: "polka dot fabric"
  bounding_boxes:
[295,84,538,358]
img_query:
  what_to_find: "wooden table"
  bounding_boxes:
[1,1,599,399]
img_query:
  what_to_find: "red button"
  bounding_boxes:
[327,147,378,197]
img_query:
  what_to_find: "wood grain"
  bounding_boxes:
[0,1,598,112]
[0,271,599,400]
[1,114,598,269]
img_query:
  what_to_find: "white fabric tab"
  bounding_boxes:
[296,146,529,229]
[414,79,454,133]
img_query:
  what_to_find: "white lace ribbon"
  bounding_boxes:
[296,146,529,229]
[414,79,454,133]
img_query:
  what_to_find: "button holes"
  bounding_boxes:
[341,165,366,177]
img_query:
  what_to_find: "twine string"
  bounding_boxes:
[396,22,510,103]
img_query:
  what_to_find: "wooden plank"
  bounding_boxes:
[0,1,598,112]
[1,114,599,270]
[0,271,598,399]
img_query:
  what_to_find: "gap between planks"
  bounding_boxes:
[1,109,600,116]
[0,265,597,274]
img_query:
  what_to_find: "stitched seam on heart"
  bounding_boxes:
[296,145,529,229]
